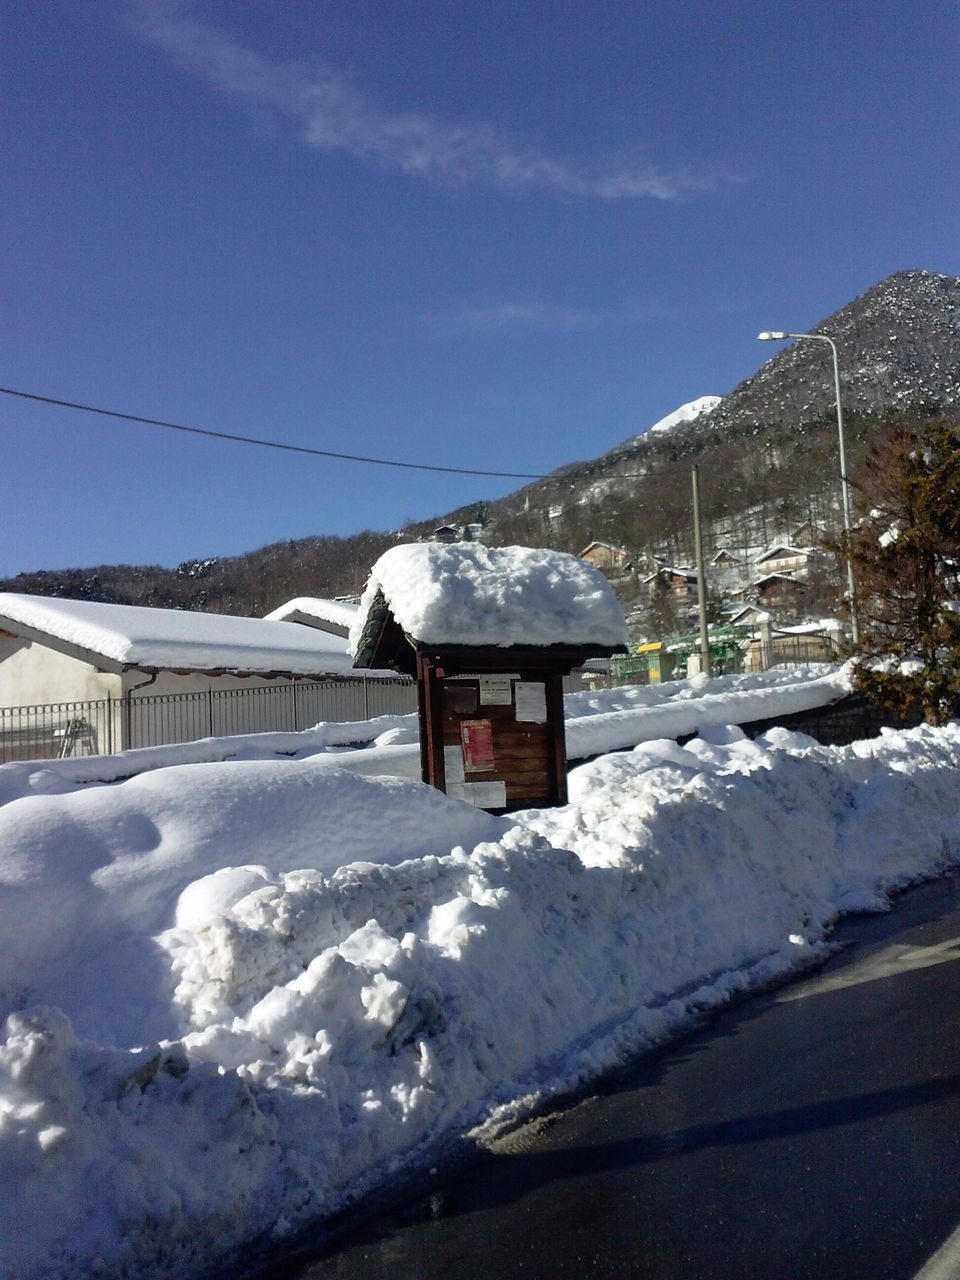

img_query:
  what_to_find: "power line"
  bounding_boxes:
[0,383,840,496]
[0,385,546,481]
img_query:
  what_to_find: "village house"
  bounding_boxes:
[726,603,771,627]
[753,543,815,577]
[751,573,807,608]
[644,564,699,598]
[791,520,828,547]
[578,541,634,574]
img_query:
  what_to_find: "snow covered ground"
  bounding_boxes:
[3,668,959,1280]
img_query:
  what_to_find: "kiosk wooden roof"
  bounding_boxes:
[351,543,628,812]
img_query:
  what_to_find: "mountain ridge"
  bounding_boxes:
[3,269,959,620]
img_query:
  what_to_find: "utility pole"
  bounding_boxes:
[692,465,711,677]
[758,330,860,647]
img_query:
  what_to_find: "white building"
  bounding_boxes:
[0,593,410,757]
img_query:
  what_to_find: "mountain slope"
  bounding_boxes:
[3,270,959,617]
[463,269,960,558]
[683,269,960,439]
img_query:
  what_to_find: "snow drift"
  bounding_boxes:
[2,712,960,1280]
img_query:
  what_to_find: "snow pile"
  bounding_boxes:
[0,593,368,677]
[645,395,722,437]
[0,714,421,809]
[350,543,629,652]
[3,717,960,1279]
[0,667,853,810]
[566,665,851,758]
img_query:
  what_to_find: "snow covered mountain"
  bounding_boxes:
[4,270,959,613]
[643,395,722,439]
[465,268,960,569]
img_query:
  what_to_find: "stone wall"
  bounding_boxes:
[736,692,926,747]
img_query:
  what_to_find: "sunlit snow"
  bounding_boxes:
[2,667,958,1280]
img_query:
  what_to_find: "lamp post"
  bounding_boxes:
[757,330,860,647]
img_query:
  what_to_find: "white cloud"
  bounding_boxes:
[447,303,600,335]
[132,4,739,202]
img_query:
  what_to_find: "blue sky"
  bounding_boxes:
[3,0,958,580]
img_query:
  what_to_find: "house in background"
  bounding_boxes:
[579,541,634,575]
[753,544,815,577]
[751,573,806,608]
[0,593,411,759]
[791,520,828,547]
[726,603,771,627]
[643,564,699,599]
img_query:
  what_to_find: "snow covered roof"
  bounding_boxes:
[0,592,368,677]
[263,596,358,636]
[752,573,805,589]
[754,544,812,564]
[350,542,629,665]
[643,564,698,584]
[775,622,836,636]
[579,540,631,558]
[727,605,772,625]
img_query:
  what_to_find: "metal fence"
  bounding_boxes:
[0,677,417,764]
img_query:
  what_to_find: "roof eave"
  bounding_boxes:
[0,614,126,675]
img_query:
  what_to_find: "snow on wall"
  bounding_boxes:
[350,543,629,652]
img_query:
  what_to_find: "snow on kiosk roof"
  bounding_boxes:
[350,543,628,814]
[350,542,629,671]
[0,592,373,678]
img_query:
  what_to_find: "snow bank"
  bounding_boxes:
[0,762,507,1046]
[3,715,960,1280]
[350,543,629,651]
[0,667,853,810]
[566,665,851,758]
[0,715,419,809]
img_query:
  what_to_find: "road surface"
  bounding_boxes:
[252,872,960,1280]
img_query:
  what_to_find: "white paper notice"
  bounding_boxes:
[515,681,547,722]
[471,781,507,808]
[443,746,466,784]
[445,781,507,808]
[479,675,515,705]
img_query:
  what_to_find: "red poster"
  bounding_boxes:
[461,719,495,772]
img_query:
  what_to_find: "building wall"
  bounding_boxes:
[0,635,120,707]
[0,641,417,759]
[756,553,808,575]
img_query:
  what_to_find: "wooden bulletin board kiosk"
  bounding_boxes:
[351,544,628,813]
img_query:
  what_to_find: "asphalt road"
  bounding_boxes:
[254,871,960,1280]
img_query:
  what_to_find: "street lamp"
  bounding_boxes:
[757,330,860,647]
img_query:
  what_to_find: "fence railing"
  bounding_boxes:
[0,678,417,765]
